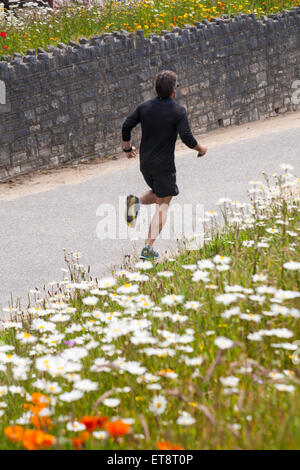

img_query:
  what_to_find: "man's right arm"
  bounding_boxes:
[176,107,207,157]
[121,105,141,158]
[122,105,140,143]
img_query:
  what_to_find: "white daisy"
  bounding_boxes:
[182,264,197,271]
[161,295,184,306]
[240,313,262,323]
[184,301,201,310]
[0,386,8,397]
[176,411,195,426]
[16,332,37,344]
[117,284,139,294]
[82,296,99,306]
[283,261,300,271]
[59,390,84,402]
[197,260,215,270]
[252,273,268,282]
[135,261,153,270]
[97,277,116,288]
[66,421,86,432]
[274,384,295,392]
[269,372,285,380]
[216,264,230,272]
[147,384,162,390]
[192,271,210,282]
[149,395,167,415]
[183,356,203,366]
[74,379,98,392]
[103,398,120,407]
[215,293,241,306]
[213,255,231,264]
[157,271,173,278]
[214,336,234,349]
[220,376,240,387]
[93,431,108,439]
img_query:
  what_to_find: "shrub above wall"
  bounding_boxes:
[0,8,300,182]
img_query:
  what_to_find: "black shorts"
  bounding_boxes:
[141,171,179,198]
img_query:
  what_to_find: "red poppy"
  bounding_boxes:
[80,416,98,432]
[3,45,8,49]
[0,32,7,38]
[96,416,108,428]
[80,415,108,431]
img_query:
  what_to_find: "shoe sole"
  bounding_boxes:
[126,195,140,228]
[140,254,160,261]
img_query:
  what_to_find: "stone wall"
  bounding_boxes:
[0,7,300,181]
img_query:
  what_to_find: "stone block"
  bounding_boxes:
[81,101,97,115]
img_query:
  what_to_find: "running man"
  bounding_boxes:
[122,70,207,261]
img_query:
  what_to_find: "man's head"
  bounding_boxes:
[155,70,178,99]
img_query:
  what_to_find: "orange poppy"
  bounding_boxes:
[5,427,55,450]
[157,441,184,450]
[72,431,90,450]
[23,393,51,430]
[105,419,130,437]
[32,392,50,406]
[4,426,24,443]
[22,429,56,450]
[30,413,52,430]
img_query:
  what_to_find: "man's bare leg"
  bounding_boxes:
[139,190,157,205]
[146,196,173,247]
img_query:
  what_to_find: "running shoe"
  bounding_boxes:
[126,195,140,228]
[140,246,160,261]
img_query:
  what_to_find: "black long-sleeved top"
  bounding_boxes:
[122,97,198,175]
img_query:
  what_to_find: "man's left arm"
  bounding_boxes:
[122,106,140,158]
[176,108,207,157]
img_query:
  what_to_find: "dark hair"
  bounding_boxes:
[155,70,177,99]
